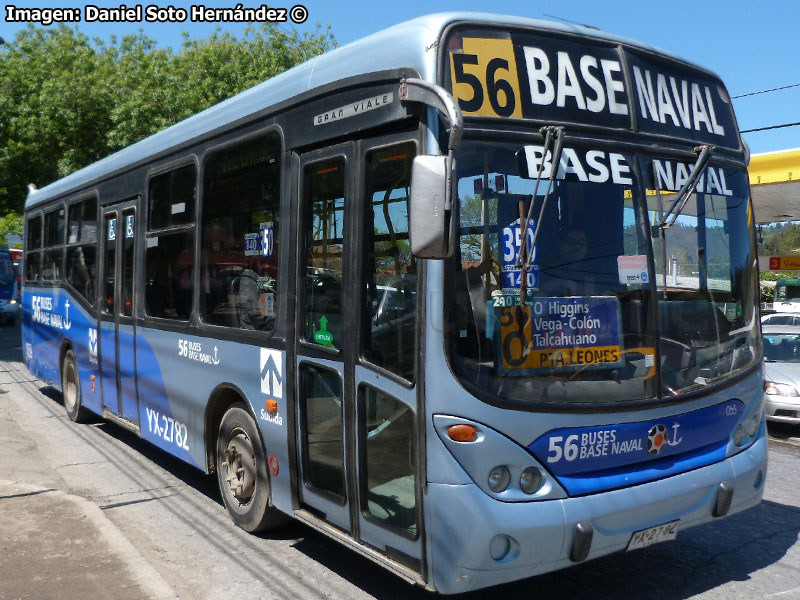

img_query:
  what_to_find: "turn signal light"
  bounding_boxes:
[448,424,477,442]
[266,399,278,413]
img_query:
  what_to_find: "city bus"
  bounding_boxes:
[0,244,20,325]
[21,13,766,593]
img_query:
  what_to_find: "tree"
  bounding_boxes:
[0,211,23,246]
[0,23,336,216]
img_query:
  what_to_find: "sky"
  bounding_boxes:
[2,0,799,155]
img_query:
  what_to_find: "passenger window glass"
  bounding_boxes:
[200,133,281,331]
[27,216,42,250]
[26,253,41,282]
[25,215,42,282]
[44,207,65,247]
[66,198,98,306]
[42,208,65,282]
[304,159,345,349]
[149,164,196,229]
[66,246,97,306]
[363,143,416,380]
[121,210,135,317]
[146,165,196,320]
[67,199,97,243]
[300,364,345,501]
[145,232,193,320]
[103,215,116,314]
[360,386,416,537]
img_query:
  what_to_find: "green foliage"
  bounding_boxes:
[761,283,774,304]
[0,23,336,216]
[0,211,23,245]
[759,222,800,257]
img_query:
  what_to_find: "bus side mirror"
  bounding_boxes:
[409,155,457,259]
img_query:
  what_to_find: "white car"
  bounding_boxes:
[762,324,800,425]
[761,312,800,327]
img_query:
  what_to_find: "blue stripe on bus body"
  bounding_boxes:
[22,288,292,511]
[528,399,744,495]
[556,442,729,496]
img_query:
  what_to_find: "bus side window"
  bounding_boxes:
[200,132,281,332]
[43,207,65,282]
[145,164,197,321]
[66,197,98,306]
[25,215,42,282]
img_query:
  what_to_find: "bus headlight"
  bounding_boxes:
[746,412,761,437]
[519,467,543,494]
[733,424,745,446]
[488,466,511,492]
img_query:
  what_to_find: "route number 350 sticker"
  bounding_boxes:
[146,407,190,451]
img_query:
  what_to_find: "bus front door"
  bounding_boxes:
[295,134,422,576]
[98,200,139,424]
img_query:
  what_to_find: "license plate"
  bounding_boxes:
[626,520,679,551]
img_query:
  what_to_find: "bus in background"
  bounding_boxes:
[9,247,22,301]
[21,14,766,593]
[0,244,20,325]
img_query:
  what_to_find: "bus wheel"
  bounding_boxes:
[216,403,285,532]
[62,349,89,423]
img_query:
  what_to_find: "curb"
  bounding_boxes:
[0,479,178,600]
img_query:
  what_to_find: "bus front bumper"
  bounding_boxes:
[0,299,19,322]
[426,432,767,594]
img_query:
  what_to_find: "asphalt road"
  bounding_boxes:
[1,320,799,600]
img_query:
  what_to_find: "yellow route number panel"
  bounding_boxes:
[449,38,523,119]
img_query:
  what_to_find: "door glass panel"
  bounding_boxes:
[363,143,417,380]
[300,364,345,502]
[361,386,416,536]
[304,159,345,350]
[121,211,135,317]
[103,214,117,314]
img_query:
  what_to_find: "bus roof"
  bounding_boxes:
[25,12,712,210]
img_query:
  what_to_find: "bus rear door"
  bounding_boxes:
[99,200,140,424]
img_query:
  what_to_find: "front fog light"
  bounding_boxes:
[746,412,760,437]
[488,466,511,492]
[520,467,543,494]
[733,424,745,446]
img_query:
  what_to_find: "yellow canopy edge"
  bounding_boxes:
[749,148,800,185]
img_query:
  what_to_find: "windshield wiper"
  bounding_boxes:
[516,126,565,302]
[513,126,565,352]
[659,145,714,230]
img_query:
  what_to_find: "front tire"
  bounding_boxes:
[216,403,285,532]
[62,349,89,423]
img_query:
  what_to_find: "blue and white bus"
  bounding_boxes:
[22,13,766,593]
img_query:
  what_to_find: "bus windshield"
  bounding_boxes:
[0,253,15,287]
[445,140,760,405]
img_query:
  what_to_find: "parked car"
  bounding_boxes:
[762,324,800,425]
[761,312,800,327]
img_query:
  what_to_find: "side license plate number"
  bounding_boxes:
[626,519,679,551]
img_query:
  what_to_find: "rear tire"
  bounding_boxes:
[62,349,89,423]
[216,403,286,532]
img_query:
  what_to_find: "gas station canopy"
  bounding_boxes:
[749,148,800,224]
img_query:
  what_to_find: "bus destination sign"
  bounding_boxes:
[494,295,623,374]
[445,30,739,150]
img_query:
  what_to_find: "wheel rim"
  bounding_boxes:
[63,362,77,412]
[222,428,256,505]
